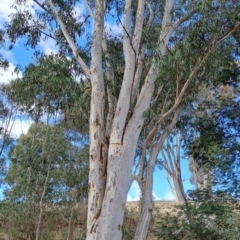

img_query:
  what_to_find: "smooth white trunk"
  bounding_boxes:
[93,125,144,240]
[134,109,181,240]
[133,148,158,240]
[172,175,186,204]
[87,2,106,239]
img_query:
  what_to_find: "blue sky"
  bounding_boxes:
[0,0,193,201]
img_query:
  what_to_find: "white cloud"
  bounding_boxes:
[39,37,58,55]
[0,62,22,85]
[0,0,34,24]
[127,181,164,202]
[10,118,32,138]
[73,3,85,20]
[0,1,14,23]
[153,191,162,201]
[127,181,141,202]
[163,190,176,201]
[0,48,15,63]
[105,22,123,37]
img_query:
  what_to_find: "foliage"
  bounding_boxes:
[122,208,139,240]
[0,122,88,239]
[4,54,90,132]
[213,99,240,198]
[4,122,88,201]
[0,202,37,239]
[155,200,240,240]
[0,89,14,186]
[0,29,9,70]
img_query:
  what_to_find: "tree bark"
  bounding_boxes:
[134,109,181,240]
[172,174,186,204]
[133,148,158,240]
[87,2,107,239]
[160,132,186,204]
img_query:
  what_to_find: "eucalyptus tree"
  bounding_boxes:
[176,63,239,200]
[150,63,240,205]
[3,53,90,239]
[159,130,186,204]
[4,122,89,240]
[3,0,240,239]
[187,97,240,199]
[4,123,68,239]
[0,89,15,186]
[0,29,9,70]
[4,53,90,127]
[132,34,240,239]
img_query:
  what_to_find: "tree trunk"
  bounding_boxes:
[67,207,73,240]
[93,118,147,240]
[134,109,182,240]
[35,163,51,240]
[172,174,186,204]
[133,148,158,240]
[86,2,107,239]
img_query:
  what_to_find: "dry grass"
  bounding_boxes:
[0,201,178,240]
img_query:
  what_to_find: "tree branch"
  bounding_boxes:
[84,0,95,19]
[132,0,146,57]
[131,45,146,105]
[33,0,52,15]
[102,30,116,137]
[123,0,132,59]
[145,1,154,26]
[169,10,197,36]
[142,23,240,146]
[45,0,90,78]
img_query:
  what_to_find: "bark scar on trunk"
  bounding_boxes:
[117,224,122,231]
[148,208,153,212]
[112,142,122,145]
[90,208,102,233]
[100,144,104,164]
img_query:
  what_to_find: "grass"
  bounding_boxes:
[0,201,178,240]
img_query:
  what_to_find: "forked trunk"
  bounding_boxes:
[89,101,150,239]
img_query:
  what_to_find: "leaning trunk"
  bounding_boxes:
[172,174,186,204]
[134,109,182,240]
[133,148,158,240]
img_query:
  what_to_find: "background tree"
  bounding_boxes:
[131,21,240,238]
[2,121,88,240]
[0,88,15,187]
[158,130,186,204]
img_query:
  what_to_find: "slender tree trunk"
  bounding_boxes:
[133,148,158,240]
[172,174,186,204]
[134,109,181,240]
[35,163,51,240]
[67,207,74,240]
[87,2,107,239]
